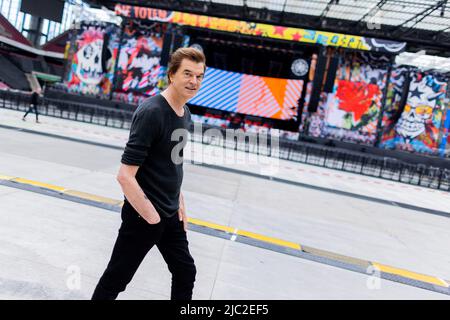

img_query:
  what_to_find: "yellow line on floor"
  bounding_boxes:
[237,229,302,250]
[372,263,449,288]
[188,217,235,233]
[12,177,67,192]
[63,190,123,205]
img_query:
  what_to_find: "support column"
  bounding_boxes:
[26,15,44,46]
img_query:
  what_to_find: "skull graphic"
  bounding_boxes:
[395,76,443,140]
[395,103,433,140]
[75,39,104,85]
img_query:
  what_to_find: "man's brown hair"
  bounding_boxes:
[167,47,206,84]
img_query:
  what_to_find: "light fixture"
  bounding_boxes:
[291,59,309,76]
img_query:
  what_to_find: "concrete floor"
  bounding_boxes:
[0,108,449,299]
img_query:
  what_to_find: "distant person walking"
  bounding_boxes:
[22,89,40,123]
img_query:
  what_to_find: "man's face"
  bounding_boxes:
[169,59,205,100]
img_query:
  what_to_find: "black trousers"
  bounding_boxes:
[92,201,196,300]
[23,103,39,120]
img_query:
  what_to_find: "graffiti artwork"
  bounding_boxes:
[381,73,448,154]
[115,24,163,98]
[305,53,388,145]
[65,22,119,97]
[441,108,450,157]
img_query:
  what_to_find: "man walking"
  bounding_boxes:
[92,47,206,300]
[22,89,40,123]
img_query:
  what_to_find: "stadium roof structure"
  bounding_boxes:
[85,0,450,55]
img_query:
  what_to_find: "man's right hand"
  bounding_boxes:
[117,163,162,226]
[145,212,161,225]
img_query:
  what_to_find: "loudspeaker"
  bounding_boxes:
[172,34,184,51]
[241,57,254,74]
[160,32,173,67]
[323,55,339,93]
[101,33,112,73]
[213,52,227,69]
[269,60,282,77]
[395,71,412,119]
[307,49,327,112]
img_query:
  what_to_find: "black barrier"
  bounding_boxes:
[0,90,133,130]
[0,89,449,192]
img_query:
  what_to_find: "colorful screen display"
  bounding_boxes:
[189,67,303,120]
